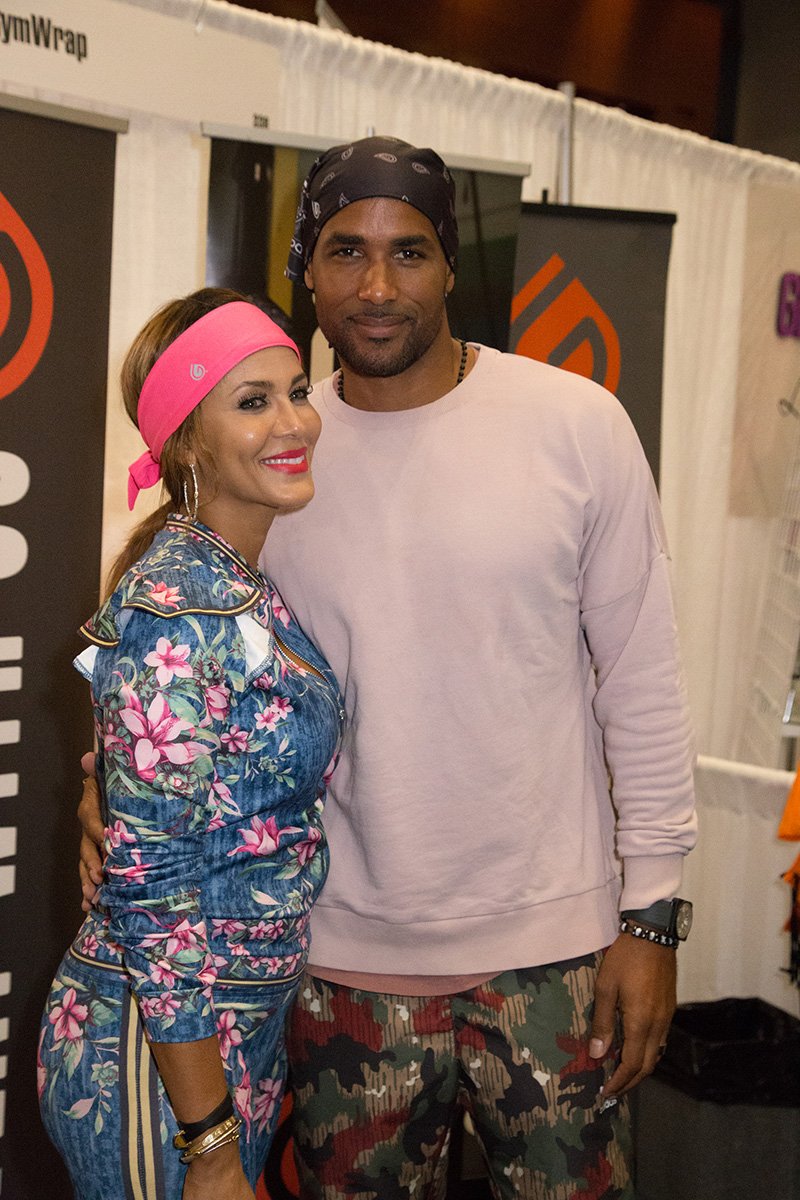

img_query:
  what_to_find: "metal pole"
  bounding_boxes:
[557,81,576,205]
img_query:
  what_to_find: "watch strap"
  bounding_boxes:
[620,899,675,928]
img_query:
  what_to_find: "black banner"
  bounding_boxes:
[510,203,675,485]
[0,106,116,1197]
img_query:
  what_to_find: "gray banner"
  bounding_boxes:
[0,107,116,1198]
[511,204,675,485]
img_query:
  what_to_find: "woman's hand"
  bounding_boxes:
[77,752,104,911]
[182,1139,255,1200]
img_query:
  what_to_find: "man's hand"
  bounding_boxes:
[588,933,676,1099]
[78,751,104,912]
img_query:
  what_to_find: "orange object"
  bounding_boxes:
[779,770,800,840]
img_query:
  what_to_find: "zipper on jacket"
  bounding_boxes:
[272,630,326,682]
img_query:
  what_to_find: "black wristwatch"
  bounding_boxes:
[619,898,693,949]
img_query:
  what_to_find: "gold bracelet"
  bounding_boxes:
[173,1113,242,1163]
[179,1124,241,1165]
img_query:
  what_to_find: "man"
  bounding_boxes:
[82,137,696,1199]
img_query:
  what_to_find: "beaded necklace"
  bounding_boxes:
[336,339,469,403]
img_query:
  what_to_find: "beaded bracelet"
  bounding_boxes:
[619,919,678,949]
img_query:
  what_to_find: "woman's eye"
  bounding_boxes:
[238,393,267,410]
[291,385,312,403]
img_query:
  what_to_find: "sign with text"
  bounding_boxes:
[0,0,281,126]
[0,105,115,1198]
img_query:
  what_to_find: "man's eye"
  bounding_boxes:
[398,249,421,260]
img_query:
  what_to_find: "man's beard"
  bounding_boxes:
[331,308,446,378]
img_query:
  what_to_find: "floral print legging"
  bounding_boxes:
[38,947,298,1199]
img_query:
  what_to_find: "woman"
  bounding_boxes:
[38,289,343,1199]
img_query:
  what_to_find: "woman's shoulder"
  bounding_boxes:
[80,517,265,652]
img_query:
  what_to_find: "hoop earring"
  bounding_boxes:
[182,462,200,521]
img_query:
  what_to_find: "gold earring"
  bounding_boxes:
[182,463,199,521]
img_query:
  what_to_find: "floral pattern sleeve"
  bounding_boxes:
[96,609,244,1044]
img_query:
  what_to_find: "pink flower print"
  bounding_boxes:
[205,683,230,722]
[249,919,284,940]
[197,961,218,988]
[252,672,275,690]
[269,589,291,628]
[118,688,205,781]
[49,987,88,1043]
[79,933,100,958]
[149,960,177,989]
[212,918,245,938]
[154,993,180,1019]
[234,1051,253,1134]
[227,815,302,859]
[254,1074,282,1133]
[291,826,323,866]
[139,997,158,1021]
[143,637,193,687]
[254,708,279,733]
[106,848,151,883]
[271,696,293,719]
[145,581,184,608]
[210,778,239,813]
[217,1010,242,1061]
[221,725,249,754]
[223,579,254,601]
[322,754,339,785]
[164,918,204,958]
[105,819,135,850]
[36,1029,47,1101]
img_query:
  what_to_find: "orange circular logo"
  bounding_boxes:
[0,192,54,401]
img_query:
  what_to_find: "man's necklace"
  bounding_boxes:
[336,339,469,403]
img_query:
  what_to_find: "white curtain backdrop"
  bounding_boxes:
[21,0,800,765]
[682,757,797,1015]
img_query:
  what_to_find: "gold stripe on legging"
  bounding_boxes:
[125,997,146,1200]
[137,1029,158,1199]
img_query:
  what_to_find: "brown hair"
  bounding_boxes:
[104,287,246,596]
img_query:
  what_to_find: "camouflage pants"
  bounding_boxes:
[287,953,633,1200]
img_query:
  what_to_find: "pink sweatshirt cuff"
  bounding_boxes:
[620,853,685,911]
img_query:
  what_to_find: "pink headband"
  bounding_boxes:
[127,301,301,510]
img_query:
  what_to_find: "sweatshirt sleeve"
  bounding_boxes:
[578,397,697,911]
[96,609,243,1043]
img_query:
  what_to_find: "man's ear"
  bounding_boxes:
[445,269,455,296]
[304,263,314,292]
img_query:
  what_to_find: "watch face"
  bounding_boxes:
[675,900,693,939]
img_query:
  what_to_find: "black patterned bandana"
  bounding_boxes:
[286,136,458,284]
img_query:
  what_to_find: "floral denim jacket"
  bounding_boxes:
[73,516,343,1043]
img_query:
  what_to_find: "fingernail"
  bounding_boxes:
[599,1097,618,1112]
[589,1038,605,1057]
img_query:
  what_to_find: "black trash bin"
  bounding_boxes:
[631,997,800,1200]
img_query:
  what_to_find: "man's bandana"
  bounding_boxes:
[286,136,459,284]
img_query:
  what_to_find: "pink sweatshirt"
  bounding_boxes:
[262,346,697,978]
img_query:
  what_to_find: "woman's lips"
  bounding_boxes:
[261,449,309,474]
